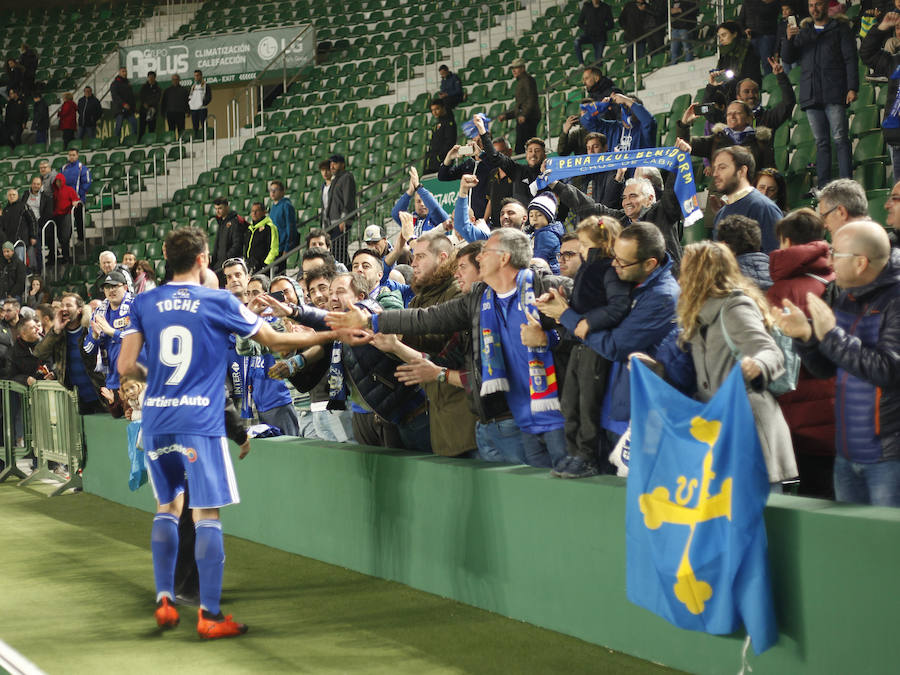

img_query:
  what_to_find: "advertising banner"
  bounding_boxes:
[119,25,314,84]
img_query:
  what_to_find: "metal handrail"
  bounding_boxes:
[39,219,56,281]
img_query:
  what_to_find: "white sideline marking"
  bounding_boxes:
[0,640,45,675]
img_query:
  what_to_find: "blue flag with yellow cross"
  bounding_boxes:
[626,360,777,654]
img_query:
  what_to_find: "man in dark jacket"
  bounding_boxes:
[496,58,540,154]
[860,11,900,184]
[161,74,189,135]
[209,197,247,274]
[678,99,775,175]
[549,168,684,273]
[425,99,457,174]
[34,293,107,414]
[138,71,162,138]
[575,0,615,65]
[5,89,27,147]
[778,222,900,507]
[702,56,795,130]
[0,189,26,246]
[31,93,49,145]
[111,67,137,139]
[437,65,463,108]
[18,43,37,95]
[325,154,356,265]
[8,317,54,387]
[619,0,658,61]
[739,0,783,73]
[0,242,25,301]
[76,86,102,140]
[327,229,574,469]
[670,0,698,64]
[22,177,52,270]
[582,65,618,102]
[781,0,857,187]
[475,113,545,207]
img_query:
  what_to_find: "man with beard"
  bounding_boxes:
[710,145,783,252]
[34,292,106,414]
[474,114,546,207]
[209,198,247,275]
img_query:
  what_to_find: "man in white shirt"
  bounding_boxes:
[188,69,211,137]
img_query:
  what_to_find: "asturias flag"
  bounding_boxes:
[626,360,778,654]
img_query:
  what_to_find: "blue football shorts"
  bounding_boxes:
[143,433,240,509]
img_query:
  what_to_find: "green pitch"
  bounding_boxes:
[0,482,682,674]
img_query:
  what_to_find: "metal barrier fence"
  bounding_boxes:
[0,381,85,497]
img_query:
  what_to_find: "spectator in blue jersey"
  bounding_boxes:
[580,92,656,153]
[35,292,107,414]
[527,192,565,275]
[83,270,134,418]
[267,180,298,255]
[117,226,362,638]
[709,145,783,253]
[238,276,301,437]
[391,167,450,239]
[575,0,615,64]
[437,65,463,109]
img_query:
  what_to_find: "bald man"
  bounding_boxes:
[777,221,900,507]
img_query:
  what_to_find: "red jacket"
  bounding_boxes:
[52,172,79,216]
[767,240,836,456]
[58,100,77,131]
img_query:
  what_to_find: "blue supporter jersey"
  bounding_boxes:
[123,282,262,437]
[83,293,135,390]
[247,352,292,413]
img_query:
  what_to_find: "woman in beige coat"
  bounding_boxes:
[676,241,798,489]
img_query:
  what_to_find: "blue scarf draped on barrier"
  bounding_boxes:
[535,147,703,226]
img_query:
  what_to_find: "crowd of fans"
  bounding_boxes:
[3,1,900,509]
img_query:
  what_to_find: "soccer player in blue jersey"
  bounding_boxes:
[118,227,366,638]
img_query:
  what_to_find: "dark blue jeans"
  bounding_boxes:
[806,104,852,187]
[834,455,900,507]
[574,33,605,65]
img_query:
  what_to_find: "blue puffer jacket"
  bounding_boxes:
[563,254,680,421]
[531,220,565,275]
[797,249,900,463]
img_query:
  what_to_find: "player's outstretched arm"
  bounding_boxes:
[118,332,147,380]
[252,322,371,353]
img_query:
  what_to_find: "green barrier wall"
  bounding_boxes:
[82,416,900,675]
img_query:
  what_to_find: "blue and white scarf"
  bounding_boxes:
[479,269,560,414]
[536,147,703,226]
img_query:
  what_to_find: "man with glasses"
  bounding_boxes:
[558,234,584,279]
[777,221,900,507]
[327,228,572,468]
[572,222,679,470]
[816,178,868,238]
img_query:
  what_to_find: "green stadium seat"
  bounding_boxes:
[854,134,888,167]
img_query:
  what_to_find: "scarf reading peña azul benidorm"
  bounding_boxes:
[534,147,703,226]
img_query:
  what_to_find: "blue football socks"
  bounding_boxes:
[195,519,225,616]
[151,512,180,603]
